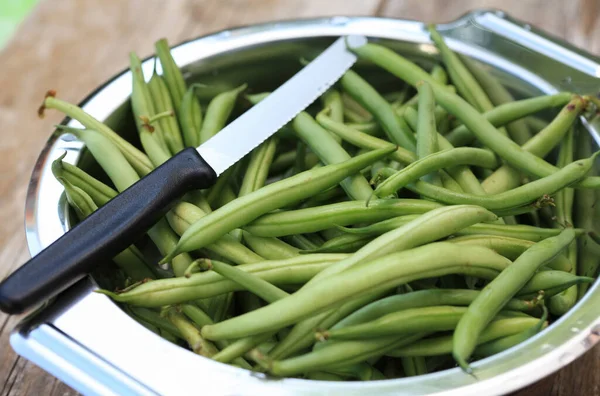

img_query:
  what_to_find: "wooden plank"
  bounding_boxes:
[0,0,598,395]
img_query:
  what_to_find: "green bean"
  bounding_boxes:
[415,81,441,186]
[428,26,496,115]
[102,254,346,306]
[179,84,204,147]
[252,333,426,377]
[321,89,344,122]
[346,121,381,135]
[399,153,598,210]
[270,291,387,360]
[549,130,578,315]
[199,84,247,144]
[205,166,236,207]
[239,137,278,196]
[244,199,441,237]
[283,234,319,251]
[388,317,539,357]
[322,306,471,340]
[303,233,372,253]
[154,38,186,112]
[482,97,586,194]
[324,306,533,342]
[59,127,140,191]
[200,242,509,340]
[317,205,498,286]
[516,270,593,297]
[317,111,414,164]
[129,52,171,166]
[58,177,154,281]
[345,215,584,242]
[180,304,252,369]
[293,112,374,200]
[341,70,416,151]
[148,71,185,154]
[128,306,183,337]
[242,232,300,259]
[449,235,572,271]
[203,259,289,303]
[330,289,537,336]
[51,155,117,206]
[459,54,532,145]
[166,202,263,264]
[374,148,497,197]
[474,306,548,358]
[445,93,571,147]
[163,308,219,357]
[42,95,153,176]
[402,107,488,196]
[160,147,395,263]
[453,229,576,372]
[350,42,600,188]
[341,91,373,121]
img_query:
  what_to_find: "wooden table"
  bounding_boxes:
[0,0,598,394]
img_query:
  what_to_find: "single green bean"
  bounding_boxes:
[322,306,470,340]
[166,202,263,264]
[549,129,578,315]
[474,306,548,358]
[203,259,289,303]
[199,84,247,144]
[102,254,346,306]
[458,54,532,145]
[344,215,584,242]
[179,84,204,147]
[160,147,395,263]
[516,270,593,297]
[330,289,537,336]
[128,306,183,337]
[415,81,441,185]
[445,93,571,147]
[449,235,572,271]
[252,333,426,377]
[163,308,219,357]
[317,110,414,164]
[428,26,496,115]
[453,229,576,372]
[387,317,539,357]
[293,111,374,200]
[341,70,416,151]
[244,199,441,237]
[374,148,498,197]
[242,231,300,259]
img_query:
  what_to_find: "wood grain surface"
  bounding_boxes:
[0,0,598,395]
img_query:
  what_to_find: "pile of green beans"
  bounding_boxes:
[43,31,600,381]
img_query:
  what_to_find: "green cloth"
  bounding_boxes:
[0,0,40,49]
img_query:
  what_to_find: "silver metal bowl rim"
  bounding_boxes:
[23,12,600,395]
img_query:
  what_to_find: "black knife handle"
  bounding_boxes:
[0,148,217,314]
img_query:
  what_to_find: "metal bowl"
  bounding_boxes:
[16,10,600,396]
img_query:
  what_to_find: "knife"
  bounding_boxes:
[0,35,368,315]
